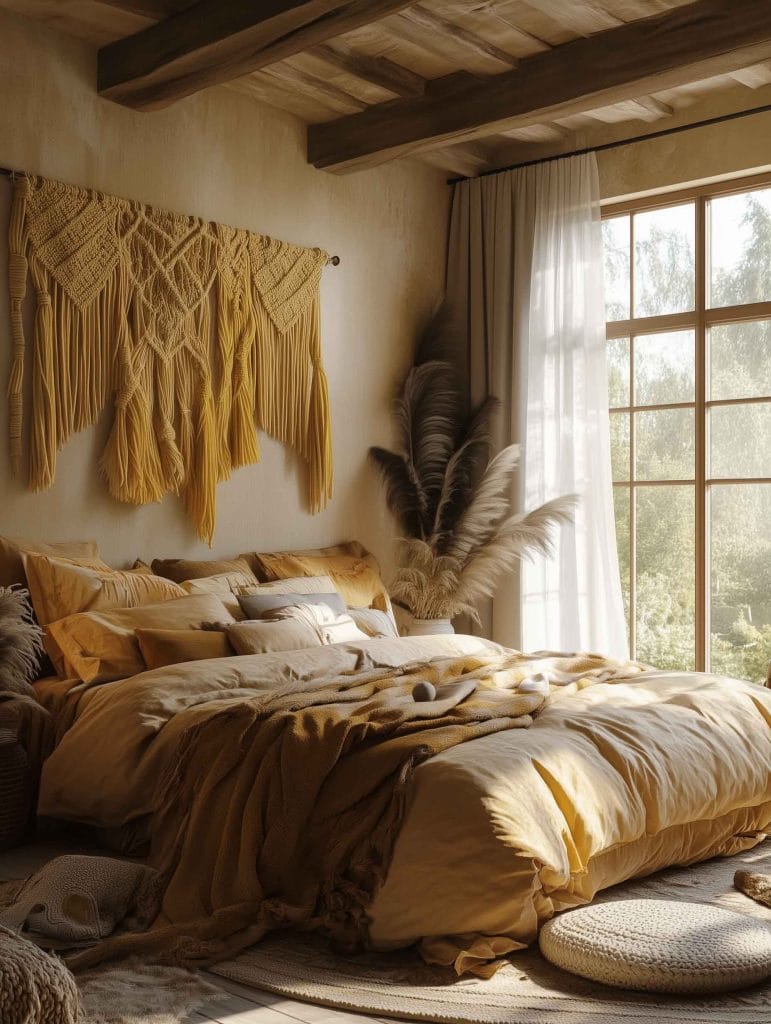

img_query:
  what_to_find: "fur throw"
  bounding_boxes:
[0,588,43,696]
[735,869,771,908]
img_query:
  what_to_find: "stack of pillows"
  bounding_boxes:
[0,537,398,687]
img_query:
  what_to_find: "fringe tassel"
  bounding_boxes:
[306,298,333,513]
[7,176,30,475]
[10,174,333,541]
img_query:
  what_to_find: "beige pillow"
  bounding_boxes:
[241,541,393,616]
[23,553,185,627]
[136,628,232,670]
[48,593,236,684]
[235,574,339,597]
[226,619,324,656]
[151,556,257,584]
[348,607,399,638]
[266,603,368,645]
[0,536,99,589]
[181,571,257,619]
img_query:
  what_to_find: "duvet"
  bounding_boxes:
[37,635,771,974]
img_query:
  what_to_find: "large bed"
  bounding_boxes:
[36,632,771,974]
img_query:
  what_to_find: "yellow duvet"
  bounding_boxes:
[38,635,771,974]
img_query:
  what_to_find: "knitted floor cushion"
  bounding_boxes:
[538,898,771,995]
[0,925,80,1023]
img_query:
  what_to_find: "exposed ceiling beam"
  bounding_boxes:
[97,0,418,109]
[312,41,425,98]
[307,0,771,171]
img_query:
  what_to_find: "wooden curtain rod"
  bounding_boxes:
[446,99,771,185]
[0,165,341,265]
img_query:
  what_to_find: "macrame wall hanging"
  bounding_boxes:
[6,173,333,544]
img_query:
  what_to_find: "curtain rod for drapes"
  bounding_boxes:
[446,99,771,186]
[0,165,341,265]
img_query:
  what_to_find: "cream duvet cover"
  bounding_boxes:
[38,635,771,973]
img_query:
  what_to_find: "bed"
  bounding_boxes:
[34,632,771,975]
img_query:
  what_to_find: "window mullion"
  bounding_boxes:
[695,196,708,673]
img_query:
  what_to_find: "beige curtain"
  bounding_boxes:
[446,171,537,646]
[447,155,627,657]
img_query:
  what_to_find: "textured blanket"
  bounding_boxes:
[66,650,590,970]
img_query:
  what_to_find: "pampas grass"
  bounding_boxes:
[0,587,43,695]
[370,306,577,622]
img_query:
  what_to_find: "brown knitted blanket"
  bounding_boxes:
[68,652,546,970]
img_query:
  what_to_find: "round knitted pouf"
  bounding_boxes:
[0,925,80,1024]
[539,899,771,994]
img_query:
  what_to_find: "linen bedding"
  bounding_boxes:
[36,635,771,976]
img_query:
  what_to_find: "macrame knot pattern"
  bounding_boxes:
[6,174,333,543]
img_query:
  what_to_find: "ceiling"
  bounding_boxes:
[3,0,771,177]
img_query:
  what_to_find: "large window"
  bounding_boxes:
[602,175,771,683]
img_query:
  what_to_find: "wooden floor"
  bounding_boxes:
[0,840,402,1024]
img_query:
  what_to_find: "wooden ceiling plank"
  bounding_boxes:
[262,62,368,114]
[399,5,520,68]
[312,41,425,97]
[308,0,771,171]
[97,0,418,109]
[96,0,191,17]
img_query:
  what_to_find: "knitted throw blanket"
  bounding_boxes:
[7,174,333,543]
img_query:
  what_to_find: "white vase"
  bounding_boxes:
[407,618,455,636]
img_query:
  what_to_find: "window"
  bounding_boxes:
[602,176,771,683]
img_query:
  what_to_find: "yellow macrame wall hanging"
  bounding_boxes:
[7,173,333,544]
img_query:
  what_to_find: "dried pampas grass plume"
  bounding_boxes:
[371,303,577,621]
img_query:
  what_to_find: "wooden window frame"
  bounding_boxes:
[602,170,771,671]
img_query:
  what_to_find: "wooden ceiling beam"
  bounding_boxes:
[312,41,425,97]
[307,0,771,171]
[97,0,418,109]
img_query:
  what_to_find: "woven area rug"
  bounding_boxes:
[212,841,771,1024]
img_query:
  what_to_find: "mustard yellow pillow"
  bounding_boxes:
[0,536,100,589]
[136,628,232,670]
[23,553,185,627]
[242,542,392,614]
[48,593,236,684]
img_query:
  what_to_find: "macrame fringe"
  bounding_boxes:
[8,174,334,544]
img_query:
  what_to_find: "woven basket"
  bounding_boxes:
[0,729,33,851]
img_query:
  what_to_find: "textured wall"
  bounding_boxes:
[598,107,771,200]
[0,9,449,574]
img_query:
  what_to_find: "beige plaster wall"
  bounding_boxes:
[598,106,771,201]
[0,9,449,574]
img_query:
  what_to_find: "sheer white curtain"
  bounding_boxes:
[447,154,628,658]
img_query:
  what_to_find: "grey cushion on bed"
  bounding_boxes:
[237,592,346,620]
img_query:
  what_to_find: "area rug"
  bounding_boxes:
[212,842,771,1024]
[78,962,220,1024]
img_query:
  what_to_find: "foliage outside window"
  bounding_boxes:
[601,178,771,683]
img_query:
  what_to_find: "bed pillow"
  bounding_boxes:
[266,603,368,645]
[226,619,324,656]
[151,556,257,585]
[136,628,232,670]
[348,607,399,639]
[0,536,101,590]
[241,541,393,615]
[23,553,184,627]
[180,571,257,619]
[48,593,236,684]
[237,591,346,619]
